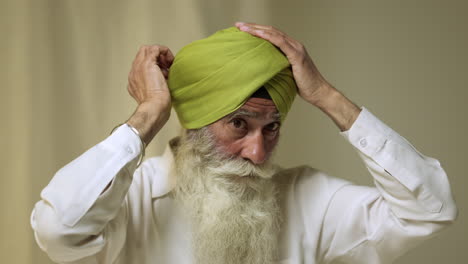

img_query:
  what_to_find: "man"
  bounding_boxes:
[31,23,457,264]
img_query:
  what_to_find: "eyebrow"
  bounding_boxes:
[226,109,282,122]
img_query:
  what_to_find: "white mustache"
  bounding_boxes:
[206,157,277,179]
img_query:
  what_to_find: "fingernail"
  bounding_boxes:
[235,21,245,26]
[240,25,249,31]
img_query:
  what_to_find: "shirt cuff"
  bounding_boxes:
[41,124,142,227]
[340,107,392,158]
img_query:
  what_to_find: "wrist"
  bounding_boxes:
[309,86,361,131]
[305,83,336,108]
[127,102,171,145]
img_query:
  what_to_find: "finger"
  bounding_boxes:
[238,23,295,45]
[236,22,273,31]
[161,68,169,79]
[236,22,287,38]
[238,25,297,56]
[145,45,161,65]
[158,47,175,69]
[236,22,302,49]
[144,45,174,72]
[133,45,147,67]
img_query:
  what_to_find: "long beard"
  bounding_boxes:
[173,127,282,264]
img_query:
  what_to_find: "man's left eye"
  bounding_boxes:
[265,122,280,132]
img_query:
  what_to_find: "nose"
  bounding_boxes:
[240,131,267,165]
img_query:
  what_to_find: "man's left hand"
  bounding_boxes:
[235,22,332,106]
[236,22,361,131]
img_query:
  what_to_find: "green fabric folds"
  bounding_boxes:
[168,27,297,129]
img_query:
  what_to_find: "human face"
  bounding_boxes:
[208,97,281,165]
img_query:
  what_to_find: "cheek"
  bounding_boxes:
[216,137,244,156]
[208,125,244,156]
[264,134,279,154]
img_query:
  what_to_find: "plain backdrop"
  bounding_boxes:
[1,0,466,263]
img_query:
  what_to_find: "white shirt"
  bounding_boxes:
[31,108,457,264]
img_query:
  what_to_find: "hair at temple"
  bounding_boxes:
[250,86,272,100]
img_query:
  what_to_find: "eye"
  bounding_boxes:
[264,122,280,132]
[229,118,247,130]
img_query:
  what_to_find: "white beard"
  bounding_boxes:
[173,127,282,264]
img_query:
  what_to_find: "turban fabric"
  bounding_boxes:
[168,27,297,129]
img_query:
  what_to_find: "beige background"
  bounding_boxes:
[1,0,466,263]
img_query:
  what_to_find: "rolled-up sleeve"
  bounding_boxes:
[321,107,457,263]
[31,124,142,263]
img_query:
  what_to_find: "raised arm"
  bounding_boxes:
[126,45,173,145]
[31,45,173,263]
[236,22,457,263]
[235,22,361,131]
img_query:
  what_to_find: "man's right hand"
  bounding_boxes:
[126,45,174,146]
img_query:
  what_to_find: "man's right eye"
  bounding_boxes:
[230,118,247,130]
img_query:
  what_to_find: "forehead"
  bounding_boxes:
[228,97,280,121]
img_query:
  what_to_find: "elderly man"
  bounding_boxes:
[31,23,457,264]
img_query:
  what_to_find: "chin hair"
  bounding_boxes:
[173,127,282,264]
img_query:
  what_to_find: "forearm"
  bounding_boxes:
[31,125,142,261]
[322,108,457,262]
[341,108,457,220]
[308,84,361,131]
[126,101,171,146]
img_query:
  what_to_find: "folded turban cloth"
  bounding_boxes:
[168,27,297,129]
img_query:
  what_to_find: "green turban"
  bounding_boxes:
[168,27,297,129]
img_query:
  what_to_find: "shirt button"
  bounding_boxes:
[126,147,134,154]
[359,138,368,148]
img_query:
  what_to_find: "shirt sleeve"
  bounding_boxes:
[320,107,457,264]
[30,124,143,263]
